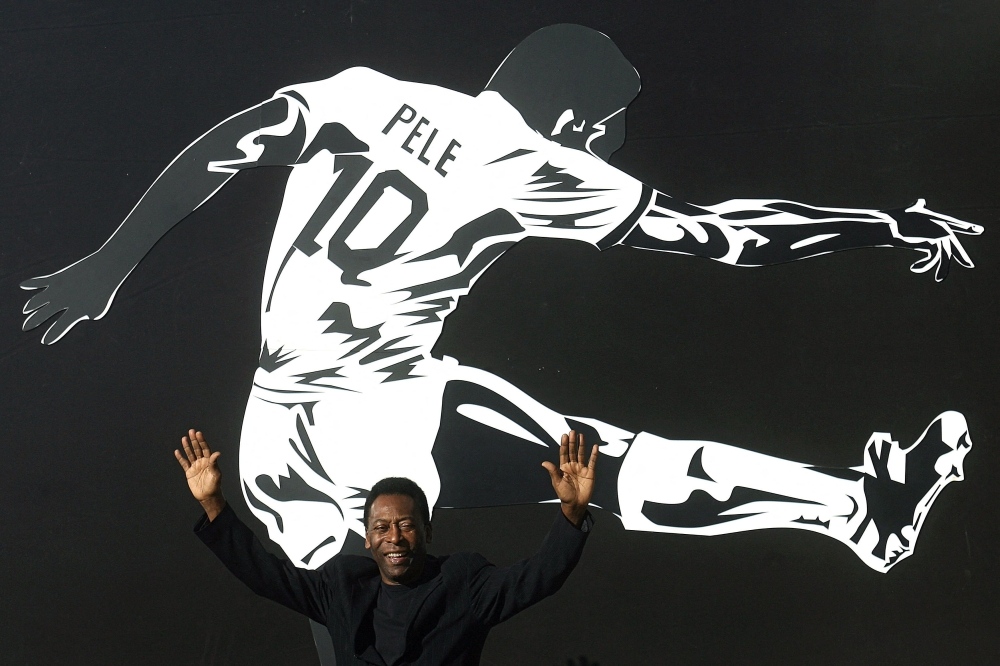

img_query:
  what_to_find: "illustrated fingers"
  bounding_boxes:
[948,220,984,235]
[19,276,51,291]
[910,248,937,274]
[22,305,55,331]
[934,244,951,282]
[22,289,51,314]
[930,209,984,235]
[40,313,83,345]
[950,237,975,269]
[903,199,983,236]
[174,448,191,471]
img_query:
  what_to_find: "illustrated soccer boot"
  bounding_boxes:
[846,410,972,571]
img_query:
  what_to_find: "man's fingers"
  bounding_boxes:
[195,431,211,456]
[174,448,191,471]
[209,451,221,464]
[182,435,196,463]
[541,461,561,485]
[559,433,568,467]
[191,430,209,458]
[587,444,599,471]
[568,431,584,465]
[188,429,202,457]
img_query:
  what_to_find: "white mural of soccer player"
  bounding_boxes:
[22,24,980,573]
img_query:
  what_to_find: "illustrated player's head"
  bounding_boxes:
[485,23,641,161]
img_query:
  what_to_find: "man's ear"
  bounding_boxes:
[425,523,433,544]
[364,534,371,550]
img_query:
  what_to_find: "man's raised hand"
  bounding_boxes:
[542,430,597,527]
[174,429,226,520]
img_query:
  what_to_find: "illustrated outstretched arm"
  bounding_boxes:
[613,190,983,281]
[21,96,307,343]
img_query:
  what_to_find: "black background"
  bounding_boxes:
[2,2,998,664]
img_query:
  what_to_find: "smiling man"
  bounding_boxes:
[364,479,433,586]
[176,428,596,665]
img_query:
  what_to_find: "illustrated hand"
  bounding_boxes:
[20,252,125,344]
[174,429,226,519]
[884,199,983,282]
[542,430,597,527]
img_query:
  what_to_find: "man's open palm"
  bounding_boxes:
[174,430,222,502]
[542,430,597,514]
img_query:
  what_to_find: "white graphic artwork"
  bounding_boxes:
[21,25,980,572]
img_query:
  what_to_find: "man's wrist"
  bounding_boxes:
[561,502,587,528]
[199,495,227,522]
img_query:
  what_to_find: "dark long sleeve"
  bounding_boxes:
[468,511,591,627]
[195,504,333,624]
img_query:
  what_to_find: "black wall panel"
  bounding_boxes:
[2,2,998,663]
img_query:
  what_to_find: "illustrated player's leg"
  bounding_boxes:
[431,363,972,572]
[432,364,635,512]
[619,413,971,571]
[238,392,362,568]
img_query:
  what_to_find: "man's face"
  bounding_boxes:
[364,494,431,585]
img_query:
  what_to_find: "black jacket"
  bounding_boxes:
[195,505,590,665]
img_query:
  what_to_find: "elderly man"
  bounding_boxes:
[176,428,596,665]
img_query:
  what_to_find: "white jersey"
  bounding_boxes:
[253,67,644,393]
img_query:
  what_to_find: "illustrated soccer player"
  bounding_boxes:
[22,24,979,572]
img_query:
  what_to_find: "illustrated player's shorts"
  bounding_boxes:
[239,356,632,567]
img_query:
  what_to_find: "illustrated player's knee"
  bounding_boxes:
[431,368,634,512]
[432,378,562,508]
